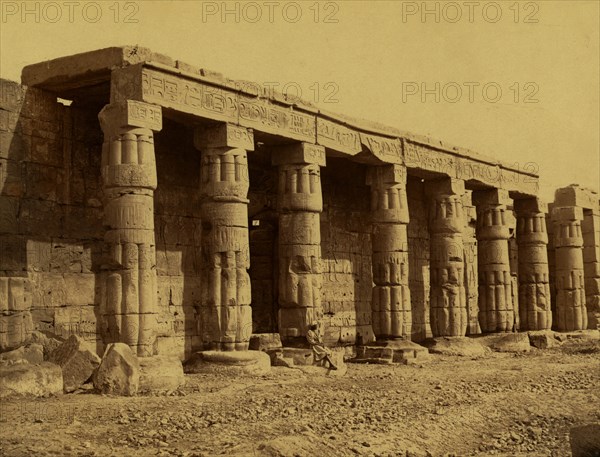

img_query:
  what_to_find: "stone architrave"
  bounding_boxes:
[366,165,411,339]
[98,101,163,357]
[426,178,467,337]
[515,198,552,330]
[194,124,255,351]
[273,143,326,342]
[473,188,514,333]
[552,206,587,331]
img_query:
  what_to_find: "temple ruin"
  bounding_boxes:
[1,46,599,365]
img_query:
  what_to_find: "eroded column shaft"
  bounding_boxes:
[515,198,552,330]
[196,124,254,351]
[474,189,514,333]
[367,165,411,339]
[427,178,467,337]
[552,206,587,331]
[99,101,162,357]
[274,144,325,341]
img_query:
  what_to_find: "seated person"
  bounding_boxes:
[306,323,337,370]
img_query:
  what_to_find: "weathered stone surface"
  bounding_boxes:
[0,362,63,398]
[354,340,430,364]
[249,333,283,352]
[0,343,44,364]
[93,343,140,396]
[139,356,185,392]
[184,350,271,375]
[424,337,489,357]
[48,335,101,392]
[570,424,600,457]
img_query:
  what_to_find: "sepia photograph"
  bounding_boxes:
[0,1,599,456]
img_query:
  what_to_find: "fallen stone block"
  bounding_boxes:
[93,343,140,396]
[29,331,63,359]
[0,343,44,364]
[491,333,531,353]
[424,337,489,357]
[48,335,101,393]
[249,333,282,352]
[184,350,271,375]
[528,330,559,349]
[354,340,431,363]
[139,356,185,392]
[0,361,63,397]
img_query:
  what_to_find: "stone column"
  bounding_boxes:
[98,101,162,357]
[473,188,514,333]
[194,124,254,351]
[273,143,325,343]
[552,206,587,331]
[366,165,411,340]
[426,178,467,337]
[462,190,480,335]
[515,198,552,330]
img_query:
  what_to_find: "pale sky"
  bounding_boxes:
[1,0,598,201]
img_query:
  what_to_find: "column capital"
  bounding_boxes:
[194,123,255,151]
[99,100,162,135]
[425,177,465,198]
[272,143,326,167]
[514,197,547,214]
[472,188,511,207]
[366,164,406,188]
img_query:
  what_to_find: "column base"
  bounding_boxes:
[183,350,271,375]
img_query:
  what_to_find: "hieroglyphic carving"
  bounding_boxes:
[195,124,255,351]
[474,189,514,333]
[552,206,587,331]
[515,198,552,331]
[405,141,456,176]
[316,118,361,155]
[426,178,468,337]
[462,191,480,335]
[361,134,403,164]
[275,143,325,340]
[367,164,411,339]
[98,100,162,357]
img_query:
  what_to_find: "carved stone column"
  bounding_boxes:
[366,165,411,339]
[98,101,162,357]
[552,206,587,331]
[194,124,254,351]
[273,143,325,342]
[515,198,552,330]
[473,188,514,333]
[426,178,467,337]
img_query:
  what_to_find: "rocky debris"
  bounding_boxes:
[93,343,140,396]
[563,330,600,341]
[48,335,101,392]
[184,350,271,375]
[528,330,560,349]
[423,337,490,357]
[139,356,185,392]
[29,331,63,359]
[0,361,63,397]
[353,340,430,364]
[0,343,44,365]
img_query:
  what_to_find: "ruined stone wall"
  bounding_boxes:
[0,80,104,353]
[320,159,373,346]
[153,120,203,358]
[407,178,430,342]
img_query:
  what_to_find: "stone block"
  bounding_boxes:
[93,343,140,396]
[248,333,283,352]
[0,343,44,364]
[424,337,489,357]
[139,356,185,392]
[552,206,584,222]
[48,335,101,392]
[527,330,559,349]
[184,350,270,375]
[0,361,63,398]
[491,333,531,353]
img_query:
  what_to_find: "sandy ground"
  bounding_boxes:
[0,338,599,457]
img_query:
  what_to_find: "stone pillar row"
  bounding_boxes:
[98,101,163,357]
[366,165,411,340]
[273,143,326,342]
[194,124,255,351]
